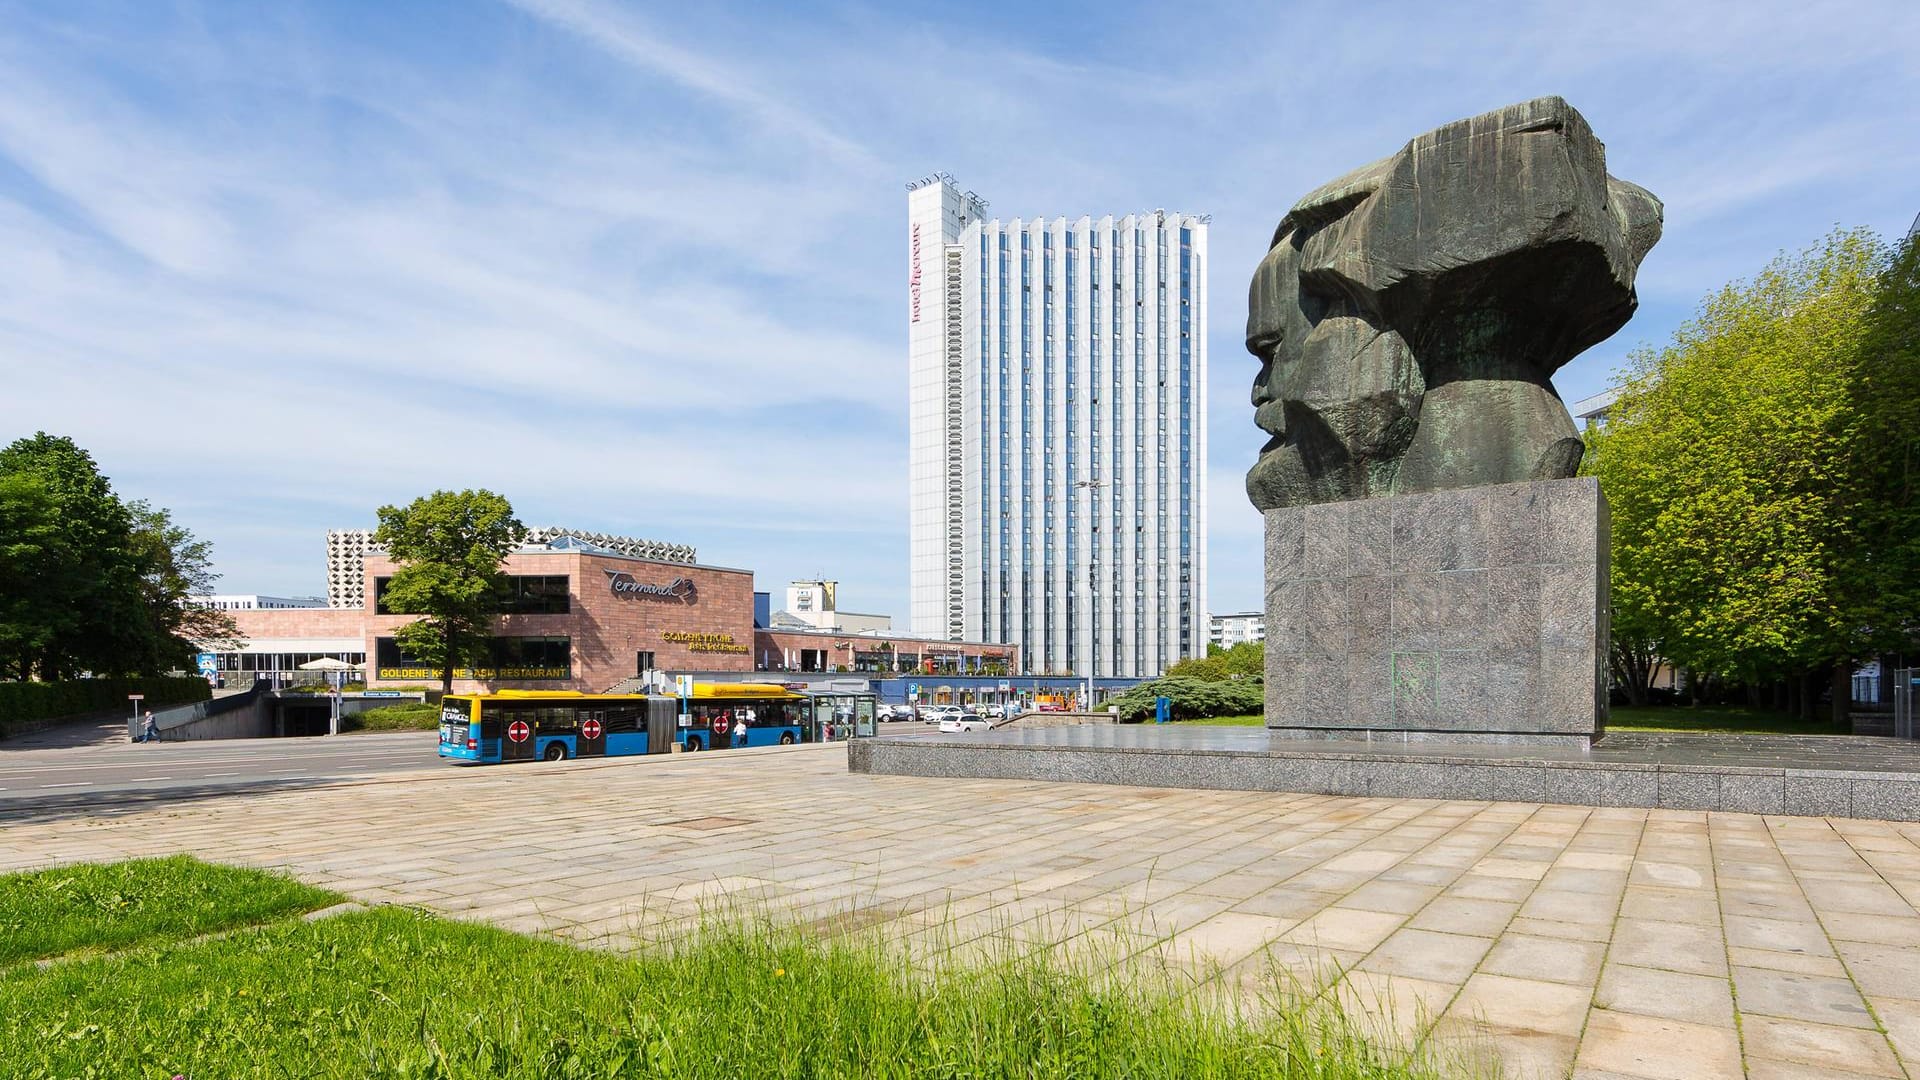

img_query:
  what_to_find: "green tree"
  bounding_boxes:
[0,434,148,679]
[1166,640,1263,682]
[1588,229,1895,718]
[127,501,242,672]
[1842,231,1920,664]
[373,490,524,694]
[0,472,61,679]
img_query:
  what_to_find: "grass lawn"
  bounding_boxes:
[0,855,338,968]
[0,860,1477,1080]
[343,703,442,733]
[1607,704,1848,736]
[1175,714,1268,727]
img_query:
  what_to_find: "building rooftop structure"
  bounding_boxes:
[325,526,695,609]
[190,594,328,611]
[1570,387,1622,426]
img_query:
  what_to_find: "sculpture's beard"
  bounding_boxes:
[1247,399,1407,511]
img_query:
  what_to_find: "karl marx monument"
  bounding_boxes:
[1251,96,1661,746]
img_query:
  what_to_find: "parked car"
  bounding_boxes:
[924,705,965,723]
[938,712,993,733]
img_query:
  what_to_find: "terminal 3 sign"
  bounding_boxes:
[604,570,697,604]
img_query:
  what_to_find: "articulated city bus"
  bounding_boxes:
[437,684,816,764]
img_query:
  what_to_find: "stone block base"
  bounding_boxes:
[1264,477,1608,744]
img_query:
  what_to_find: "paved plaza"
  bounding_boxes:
[5,742,1919,1079]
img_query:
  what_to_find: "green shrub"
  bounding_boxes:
[343,704,441,732]
[0,676,210,736]
[1104,676,1264,722]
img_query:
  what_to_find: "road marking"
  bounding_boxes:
[126,777,173,782]
[40,782,89,788]
[205,772,239,777]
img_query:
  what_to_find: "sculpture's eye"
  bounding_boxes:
[1246,328,1283,362]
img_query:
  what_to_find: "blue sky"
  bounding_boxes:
[1,0,1914,621]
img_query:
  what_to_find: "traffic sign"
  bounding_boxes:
[712,716,730,735]
[675,675,695,698]
[582,718,603,740]
[128,694,144,701]
[507,720,531,743]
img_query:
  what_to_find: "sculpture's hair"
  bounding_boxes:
[1271,154,1393,246]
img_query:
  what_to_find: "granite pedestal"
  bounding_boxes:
[1265,476,1607,747]
[849,726,1920,821]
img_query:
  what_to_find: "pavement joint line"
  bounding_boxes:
[1707,813,1752,1078]
[1565,799,1654,1074]
[1761,813,1915,1080]
[1414,800,1595,1062]
[1343,799,1551,1058]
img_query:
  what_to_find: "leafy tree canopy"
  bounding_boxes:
[0,433,232,680]
[1588,227,1916,712]
[373,490,523,694]
[1166,641,1263,682]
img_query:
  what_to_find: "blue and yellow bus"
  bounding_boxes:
[437,684,815,764]
[675,683,810,751]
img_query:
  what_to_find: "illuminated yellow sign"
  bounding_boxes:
[661,631,750,654]
[377,666,570,681]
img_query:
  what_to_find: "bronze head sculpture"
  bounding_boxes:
[1246,96,1663,510]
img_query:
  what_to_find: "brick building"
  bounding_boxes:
[217,532,1013,693]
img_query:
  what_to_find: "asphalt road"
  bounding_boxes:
[0,722,939,822]
[0,732,442,808]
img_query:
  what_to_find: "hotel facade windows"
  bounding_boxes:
[907,174,1208,677]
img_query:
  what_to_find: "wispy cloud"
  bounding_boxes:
[2,0,1914,619]
[497,0,878,168]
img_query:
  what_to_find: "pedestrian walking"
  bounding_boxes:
[139,710,158,743]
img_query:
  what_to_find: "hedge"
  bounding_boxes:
[1103,676,1264,722]
[0,677,212,736]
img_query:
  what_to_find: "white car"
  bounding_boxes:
[936,706,991,733]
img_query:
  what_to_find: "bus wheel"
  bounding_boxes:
[543,743,567,762]
[686,737,702,751]
[779,732,795,745]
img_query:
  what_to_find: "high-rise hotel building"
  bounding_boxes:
[907,174,1207,678]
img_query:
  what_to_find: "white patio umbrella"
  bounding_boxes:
[297,657,363,735]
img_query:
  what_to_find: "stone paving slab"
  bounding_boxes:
[851,727,1920,820]
[4,742,1919,1078]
